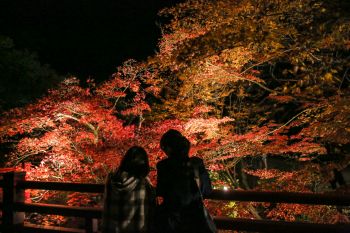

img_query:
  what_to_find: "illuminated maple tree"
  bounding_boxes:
[1,0,350,226]
[145,0,350,222]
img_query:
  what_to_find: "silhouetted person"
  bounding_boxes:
[156,129,214,233]
[102,146,156,233]
[330,168,346,189]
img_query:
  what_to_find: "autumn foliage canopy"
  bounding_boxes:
[1,0,350,224]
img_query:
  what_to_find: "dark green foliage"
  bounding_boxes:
[0,36,62,111]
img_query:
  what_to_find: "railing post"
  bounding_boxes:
[85,217,98,233]
[2,170,26,232]
[93,218,98,232]
[85,217,92,233]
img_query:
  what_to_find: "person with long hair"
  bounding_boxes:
[102,146,156,233]
[156,129,215,233]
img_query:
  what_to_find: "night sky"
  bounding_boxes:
[0,0,179,82]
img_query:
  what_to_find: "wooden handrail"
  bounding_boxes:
[17,181,104,193]
[17,180,350,206]
[8,202,350,233]
[10,206,350,233]
[214,217,350,233]
[10,218,350,233]
[20,223,85,233]
[15,203,102,219]
[207,189,350,206]
[1,172,350,233]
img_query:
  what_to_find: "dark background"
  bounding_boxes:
[0,0,179,82]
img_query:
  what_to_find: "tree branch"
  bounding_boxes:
[56,113,99,144]
[240,48,298,75]
[266,105,326,136]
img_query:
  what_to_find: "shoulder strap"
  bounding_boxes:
[190,160,205,201]
[193,165,200,188]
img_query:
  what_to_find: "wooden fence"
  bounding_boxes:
[1,169,350,233]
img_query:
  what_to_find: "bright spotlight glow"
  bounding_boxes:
[223,186,229,191]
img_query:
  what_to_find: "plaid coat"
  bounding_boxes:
[102,171,156,233]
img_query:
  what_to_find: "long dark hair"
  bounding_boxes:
[118,146,149,178]
[160,129,190,159]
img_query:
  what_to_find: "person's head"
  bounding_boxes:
[160,129,190,159]
[118,146,149,178]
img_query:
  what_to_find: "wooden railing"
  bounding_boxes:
[1,169,350,233]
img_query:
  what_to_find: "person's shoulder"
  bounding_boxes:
[189,156,205,168]
[156,158,170,169]
[189,156,204,163]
